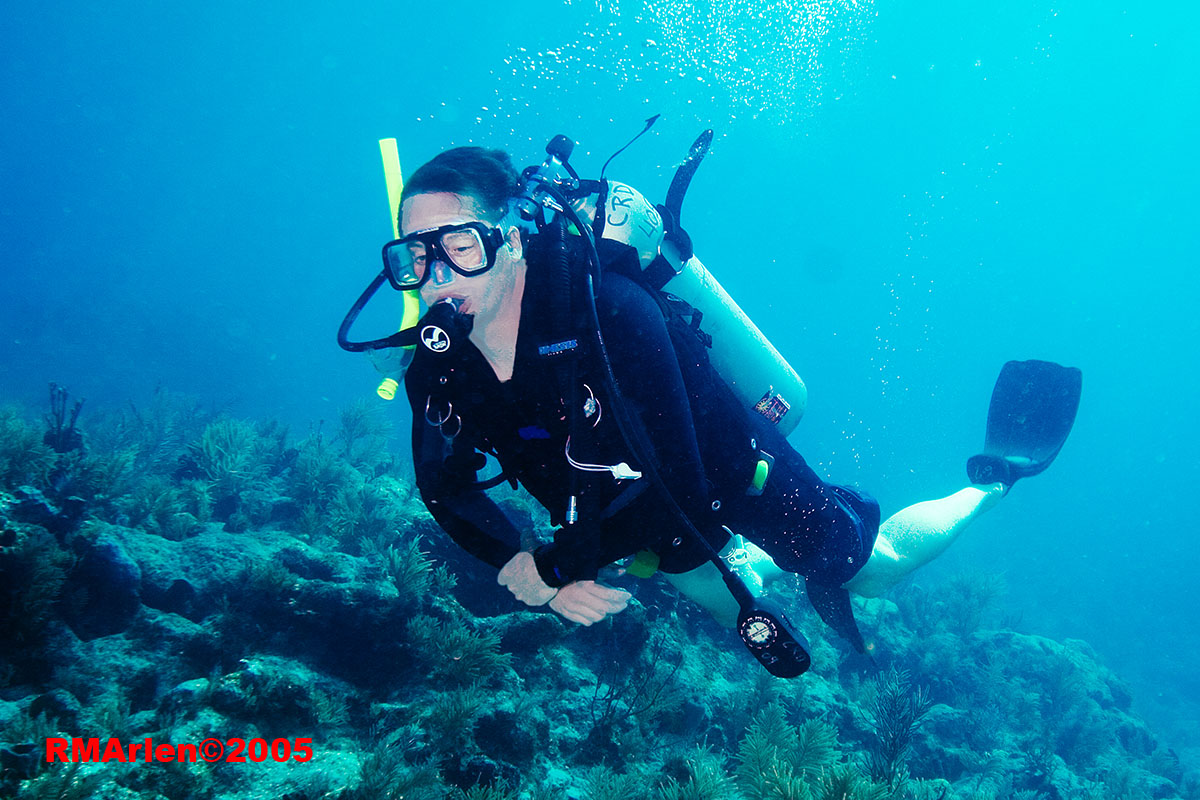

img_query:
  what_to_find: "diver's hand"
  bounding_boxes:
[497,552,558,606]
[549,581,632,625]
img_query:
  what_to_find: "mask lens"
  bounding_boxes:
[440,228,487,272]
[384,241,426,288]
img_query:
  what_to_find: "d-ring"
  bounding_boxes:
[425,396,453,427]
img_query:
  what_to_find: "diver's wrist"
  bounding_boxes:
[533,544,571,589]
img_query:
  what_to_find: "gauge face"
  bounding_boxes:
[740,614,778,648]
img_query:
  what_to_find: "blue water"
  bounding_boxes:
[4,0,1198,751]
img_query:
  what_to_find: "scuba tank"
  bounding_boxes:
[568,147,807,436]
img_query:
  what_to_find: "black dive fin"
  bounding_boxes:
[967,360,1082,486]
[804,580,869,655]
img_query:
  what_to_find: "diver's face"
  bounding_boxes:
[399,192,523,321]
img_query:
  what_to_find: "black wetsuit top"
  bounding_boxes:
[405,239,880,608]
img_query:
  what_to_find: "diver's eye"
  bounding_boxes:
[441,230,485,269]
[405,243,427,272]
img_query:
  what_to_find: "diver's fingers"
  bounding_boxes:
[496,551,557,606]
[549,581,631,625]
[583,582,632,611]
[549,596,603,625]
[559,605,602,625]
[567,582,631,615]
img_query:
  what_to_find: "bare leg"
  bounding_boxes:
[665,483,1004,621]
[663,538,785,628]
[844,483,1007,598]
[664,563,741,627]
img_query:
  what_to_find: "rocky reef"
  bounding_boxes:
[0,389,1195,799]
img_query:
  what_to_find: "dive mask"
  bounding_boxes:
[382,222,506,289]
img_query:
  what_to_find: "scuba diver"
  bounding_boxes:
[338,132,1082,677]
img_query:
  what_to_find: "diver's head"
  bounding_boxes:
[396,148,525,320]
[400,146,518,223]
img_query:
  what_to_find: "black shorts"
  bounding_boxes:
[654,444,881,588]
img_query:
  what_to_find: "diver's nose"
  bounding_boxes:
[429,259,454,286]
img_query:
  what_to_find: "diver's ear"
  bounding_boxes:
[505,226,523,261]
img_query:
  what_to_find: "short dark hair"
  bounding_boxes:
[400,147,520,225]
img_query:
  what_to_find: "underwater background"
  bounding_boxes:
[3,0,1198,797]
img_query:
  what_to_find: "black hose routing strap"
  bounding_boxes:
[643,129,713,290]
[662,129,713,262]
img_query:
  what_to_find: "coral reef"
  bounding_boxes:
[0,394,1194,799]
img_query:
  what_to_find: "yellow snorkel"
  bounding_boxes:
[335,138,427,394]
[375,138,421,400]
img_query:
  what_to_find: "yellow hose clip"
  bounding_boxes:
[626,550,661,579]
[746,450,774,496]
[751,460,769,491]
